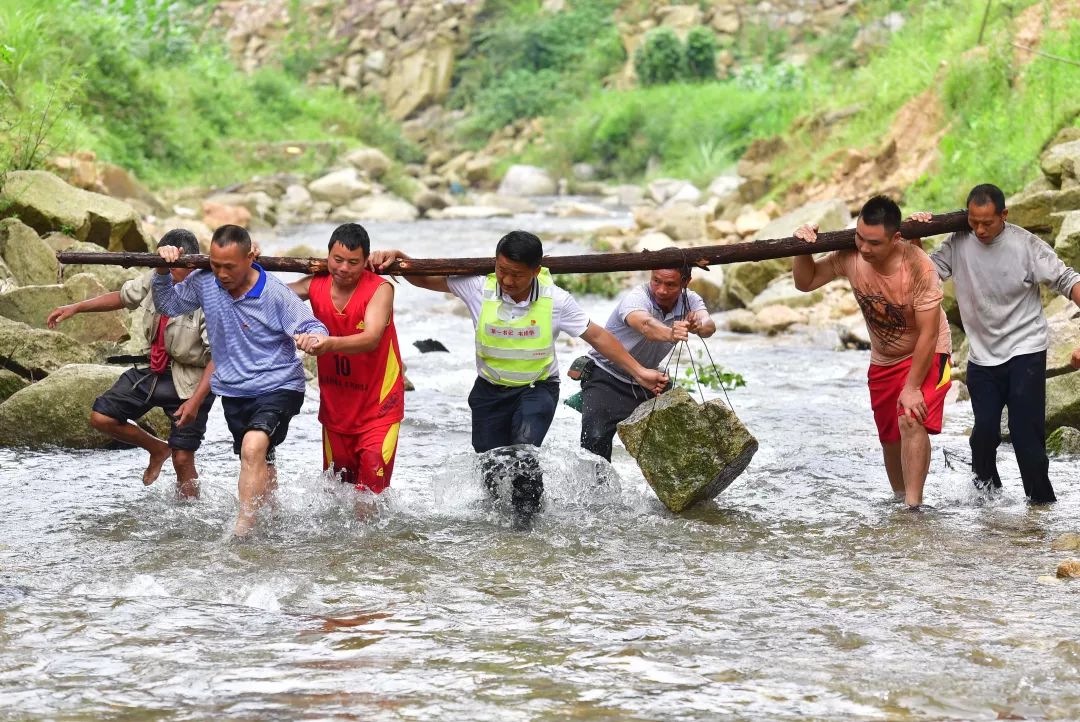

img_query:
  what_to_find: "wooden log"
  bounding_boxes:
[56,210,969,276]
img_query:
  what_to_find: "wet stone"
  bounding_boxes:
[617,386,758,513]
[1051,533,1080,552]
[1056,559,1080,579]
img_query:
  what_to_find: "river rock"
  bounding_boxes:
[0,316,97,378]
[617,386,758,512]
[344,195,419,222]
[631,231,675,254]
[724,309,756,333]
[657,202,707,241]
[1047,426,1080,456]
[753,304,802,334]
[1041,139,1080,186]
[648,179,700,205]
[0,364,170,449]
[1008,186,1080,234]
[687,265,725,311]
[0,273,128,345]
[0,369,27,402]
[201,201,252,230]
[497,165,556,197]
[0,218,56,287]
[0,170,150,251]
[1045,371,1080,433]
[1056,559,1080,579]
[308,168,372,206]
[345,147,392,178]
[279,184,314,216]
[721,260,788,308]
[53,240,140,291]
[1051,532,1080,552]
[1054,210,1080,269]
[430,205,513,220]
[749,276,825,312]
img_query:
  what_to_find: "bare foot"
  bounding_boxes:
[143,446,171,485]
[177,478,200,500]
[233,508,257,537]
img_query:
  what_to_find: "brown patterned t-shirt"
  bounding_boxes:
[827,242,951,366]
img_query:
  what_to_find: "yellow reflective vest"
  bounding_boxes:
[475,269,555,386]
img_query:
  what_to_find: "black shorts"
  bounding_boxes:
[221,390,305,462]
[92,367,216,451]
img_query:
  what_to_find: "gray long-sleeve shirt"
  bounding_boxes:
[929,222,1080,366]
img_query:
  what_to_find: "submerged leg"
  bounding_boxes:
[235,430,272,537]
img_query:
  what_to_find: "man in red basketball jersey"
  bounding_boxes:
[291,223,404,493]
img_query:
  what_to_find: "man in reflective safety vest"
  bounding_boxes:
[371,231,668,524]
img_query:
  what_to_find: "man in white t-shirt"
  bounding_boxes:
[581,266,716,461]
[370,231,667,523]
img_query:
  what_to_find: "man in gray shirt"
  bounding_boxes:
[580,267,716,461]
[913,183,1080,503]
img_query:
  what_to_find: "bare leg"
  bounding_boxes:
[881,441,905,500]
[171,449,199,500]
[90,411,170,485]
[235,430,272,537]
[899,415,931,507]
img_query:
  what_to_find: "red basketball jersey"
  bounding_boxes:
[309,272,405,434]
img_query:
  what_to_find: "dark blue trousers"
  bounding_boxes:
[967,350,1055,503]
[467,377,560,516]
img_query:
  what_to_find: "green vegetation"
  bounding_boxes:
[684,27,719,82]
[553,271,630,298]
[634,27,686,86]
[675,351,746,393]
[0,0,417,188]
[449,0,625,139]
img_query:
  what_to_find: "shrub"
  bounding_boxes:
[634,27,685,86]
[685,26,718,81]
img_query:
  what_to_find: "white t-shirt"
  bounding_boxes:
[447,274,592,380]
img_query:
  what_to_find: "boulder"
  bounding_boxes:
[1047,426,1080,456]
[648,178,699,205]
[0,364,170,449]
[0,218,56,286]
[1051,532,1080,552]
[384,40,455,119]
[98,163,166,215]
[0,369,27,403]
[749,276,825,312]
[413,189,450,215]
[343,195,419,222]
[753,304,802,334]
[724,308,756,333]
[0,316,97,378]
[464,156,495,185]
[1056,559,1080,579]
[1045,370,1080,432]
[201,201,252,230]
[54,239,143,289]
[279,184,314,215]
[749,199,851,242]
[1045,297,1080,376]
[308,168,372,206]
[734,209,770,236]
[617,386,758,512]
[1054,210,1080,269]
[497,165,557,197]
[838,313,872,350]
[0,170,150,251]
[0,273,128,344]
[656,202,707,241]
[1041,139,1080,186]
[345,147,392,178]
[1008,187,1080,234]
[469,193,538,214]
[608,185,646,207]
[631,231,675,254]
[551,201,610,218]
[687,265,725,311]
[721,260,788,308]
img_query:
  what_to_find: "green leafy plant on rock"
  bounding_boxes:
[684,26,718,82]
[634,27,685,86]
[675,350,746,392]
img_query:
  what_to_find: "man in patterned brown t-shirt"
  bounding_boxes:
[792,196,951,510]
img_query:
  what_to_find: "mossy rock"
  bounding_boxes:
[1047,427,1080,456]
[0,273,129,344]
[58,241,144,291]
[0,369,27,402]
[0,316,97,378]
[0,364,169,448]
[618,386,758,512]
[0,218,55,287]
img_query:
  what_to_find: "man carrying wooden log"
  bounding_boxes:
[579,265,716,462]
[369,231,668,525]
[153,224,330,537]
[909,184,1080,504]
[793,196,952,510]
[288,223,405,496]
[47,229,215,499]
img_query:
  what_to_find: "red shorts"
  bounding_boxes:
[322,422,400,493]
[868,353,951,444]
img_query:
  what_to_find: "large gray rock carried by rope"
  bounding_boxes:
[617,386,757,512]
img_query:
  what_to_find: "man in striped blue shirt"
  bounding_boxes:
[154,224,329,536]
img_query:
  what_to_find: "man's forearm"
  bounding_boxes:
[588,328,646,380]
[190,361,215,402]
[905,324,938,390]
[74,292,124,314]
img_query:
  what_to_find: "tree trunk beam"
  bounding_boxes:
[56,210,969,276]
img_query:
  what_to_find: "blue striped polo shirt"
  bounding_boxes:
[152,264,328,398]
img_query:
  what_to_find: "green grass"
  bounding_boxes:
[0,0,418,188]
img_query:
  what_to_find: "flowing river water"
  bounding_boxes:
[2,208,1080,720]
